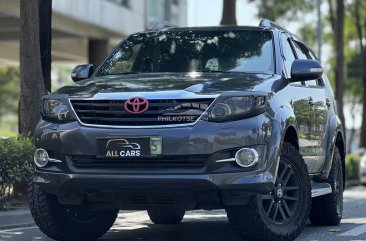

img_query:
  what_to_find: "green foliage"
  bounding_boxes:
[0,66,20,121]
[52,65,74,92]
[249,0,315,21]
[345,51,362,97]
[0,137,35,199]
[298,24,317,51]
[345,154,360,180]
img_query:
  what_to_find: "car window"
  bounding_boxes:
[292,40,321,87]
[280,35,296,78]
[292,41,309,60]
[97,30,275,76]
[106,44,142,74]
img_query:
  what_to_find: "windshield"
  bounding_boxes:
[97,29,274,76]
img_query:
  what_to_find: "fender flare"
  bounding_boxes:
[321,114,345,180]
[267,106,298,181]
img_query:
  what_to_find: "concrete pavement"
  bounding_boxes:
[0,210,33,230]
[1,185,366,240]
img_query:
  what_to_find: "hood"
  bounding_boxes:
[55,72,275,98]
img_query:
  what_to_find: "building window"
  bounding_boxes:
[107,0,130,8]
[147,0,184,28]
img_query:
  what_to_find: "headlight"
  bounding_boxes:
[208,95,266,122]
[42,99,73,122]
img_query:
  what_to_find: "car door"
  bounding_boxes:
[293,40,330,172]
[277,34,316,173]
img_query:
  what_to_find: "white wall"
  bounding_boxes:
[52,0,146,37]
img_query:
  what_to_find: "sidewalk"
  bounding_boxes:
[0,209,34,229]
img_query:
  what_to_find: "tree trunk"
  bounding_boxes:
[334,0,345,133]
[354,0,366,147]
[19,0,47,135]
[361,72,366,147]
[360,53,366,147]
[38,0,52,93]
[220,0,237,25]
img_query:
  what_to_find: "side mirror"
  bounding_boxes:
[290,59,323,82]
[71,64,94,82]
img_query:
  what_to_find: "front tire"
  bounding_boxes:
[226,143,311,241]
[28,180,118,241]
[147,209,185,224]
[309,146,343,226]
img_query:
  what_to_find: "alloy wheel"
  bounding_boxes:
[260,160,301,225]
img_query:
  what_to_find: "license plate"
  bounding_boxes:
[97,137,162,159]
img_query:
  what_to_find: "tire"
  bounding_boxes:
[28,180,118,241]
[226,142,311,241]
[309,146,343,226]
[147,209,185,224]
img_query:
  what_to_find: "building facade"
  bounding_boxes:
[0,0,187,66]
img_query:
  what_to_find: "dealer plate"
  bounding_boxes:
[96,137,162,159]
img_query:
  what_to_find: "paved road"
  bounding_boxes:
[1,185,366,241]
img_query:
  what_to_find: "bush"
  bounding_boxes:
[0,137,35,198]
[345,154,361,180]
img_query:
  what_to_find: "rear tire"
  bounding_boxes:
[28,180,118,241]
[309,146,343,226]
[226,143,311,241]
[147,209,185,224]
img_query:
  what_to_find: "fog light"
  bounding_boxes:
[34,149,49,168]
[235,148,259,167]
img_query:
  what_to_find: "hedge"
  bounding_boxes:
[0,137,35,199]
[345,154,361,180]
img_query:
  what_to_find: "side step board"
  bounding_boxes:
[311,181,332,198]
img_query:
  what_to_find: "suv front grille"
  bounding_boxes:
[70,98,214,126]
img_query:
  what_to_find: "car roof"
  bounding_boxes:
[140,25,274,34]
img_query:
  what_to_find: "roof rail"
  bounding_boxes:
[259,19,286,31]
[148,21,177,31]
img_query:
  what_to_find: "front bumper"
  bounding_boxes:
[33,113,282,208]
[33,169,274,209]
[33,170,274,194]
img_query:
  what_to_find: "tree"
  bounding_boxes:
[350,0,366,147]
[249,0,315,21]
[39,0,52,92]
[19,0,52,135]
[328,0,346,132]
[220,0,237,25]
[0,67,20,120]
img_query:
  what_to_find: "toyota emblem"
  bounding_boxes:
[124,97,149,114]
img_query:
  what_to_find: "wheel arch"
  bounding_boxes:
[335,131,346,188]
[269,106,299,182]
[283,125,299,151]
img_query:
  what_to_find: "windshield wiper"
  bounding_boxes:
[199,69,269,75]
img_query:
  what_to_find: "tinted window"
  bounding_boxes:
[293,41,320,87]
[292,41,309,60]
[280,35,296,77]
[97,30,274,76]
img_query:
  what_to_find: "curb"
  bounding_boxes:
[0,209,34,230]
